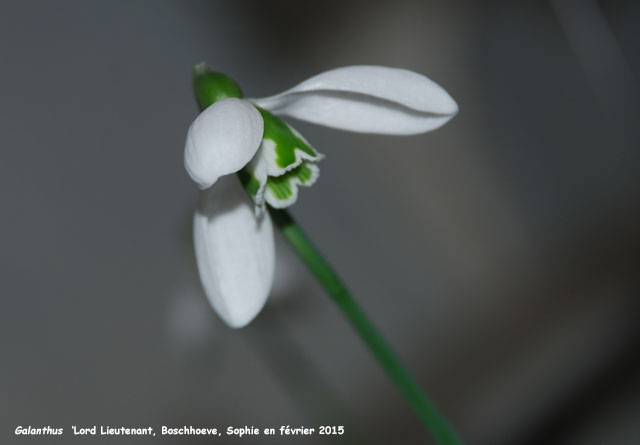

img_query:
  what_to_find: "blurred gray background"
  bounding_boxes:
[1,1,639,444]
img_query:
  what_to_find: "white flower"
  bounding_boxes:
[184,65,458,328]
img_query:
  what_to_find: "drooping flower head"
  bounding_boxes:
[185,63,457,327]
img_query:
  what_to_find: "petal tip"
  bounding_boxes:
[184,98,264,189]
[193,177,275,329]
[218,301,267,328]
[253,65,459,135]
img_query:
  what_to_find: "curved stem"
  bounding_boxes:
[269,208,464,445]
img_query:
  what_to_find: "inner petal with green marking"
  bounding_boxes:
[239,106,323,210]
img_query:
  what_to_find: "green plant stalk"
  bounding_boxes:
[269,208,464,445]
[192,64,463,444]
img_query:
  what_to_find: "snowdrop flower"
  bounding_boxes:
[184,64,457,328]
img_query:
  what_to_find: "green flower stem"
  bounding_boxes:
[191,63,462,443]
[268,208,464,445]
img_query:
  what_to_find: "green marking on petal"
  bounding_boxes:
[264,162,320,209]
[238,106,323,210]
[256,107,322,174]
[294,162,314,184]
[268,176,292,200]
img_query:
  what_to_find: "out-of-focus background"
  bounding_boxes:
[1,1,639,444]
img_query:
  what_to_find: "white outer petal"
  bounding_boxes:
[251,65,458,135]
[194,176,275,328]
[184,98,264,189]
